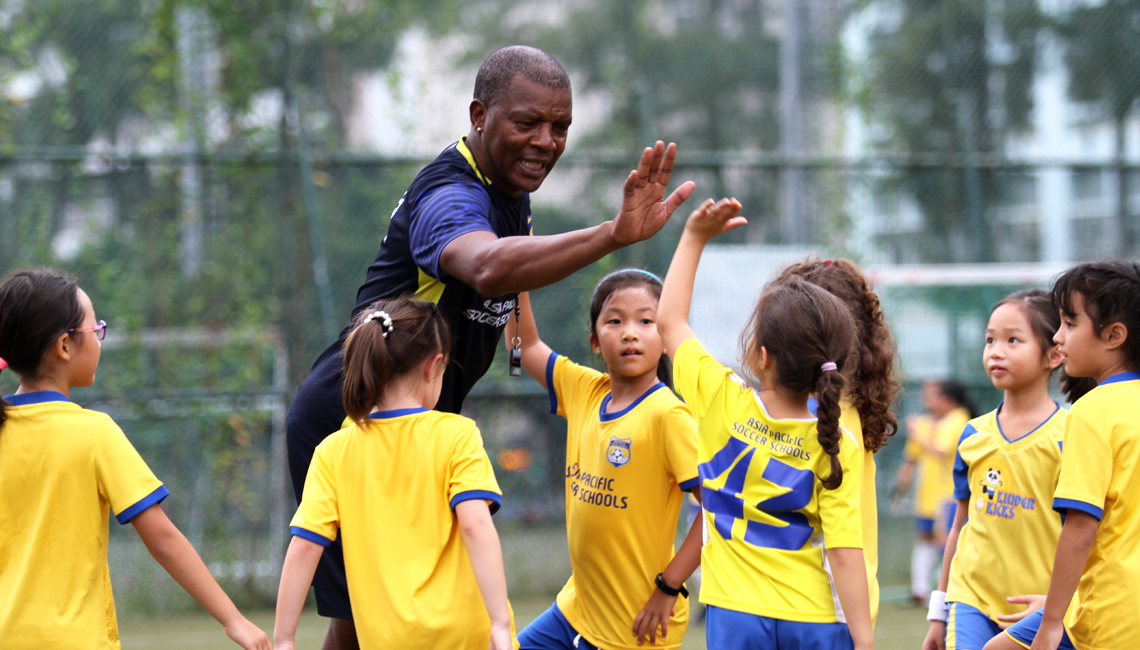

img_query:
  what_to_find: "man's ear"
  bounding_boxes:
[469,99,487,133]
[1102,321,1129,351]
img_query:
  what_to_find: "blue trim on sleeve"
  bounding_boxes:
[370,407,429,419]
[599,383,667,422]
[115,486,170,524]
[450,490,502,515]
[679,477,701,492]
[3,391,70,405]
[1053,497,1103,521]
[952,424,979,500]
[291,526,334,547]
[546,351,559,415]
[1100,370,1140,385]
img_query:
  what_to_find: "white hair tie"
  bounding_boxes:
[363,310,394,338]
[821,361,838,372]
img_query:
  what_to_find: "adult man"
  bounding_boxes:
[286,45,695,649]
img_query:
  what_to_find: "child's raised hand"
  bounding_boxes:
[683,198,745,242]
[224,617,271,650]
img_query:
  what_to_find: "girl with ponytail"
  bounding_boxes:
[275,297,514,650]
[777,258,905,627]
[658,200,872,650]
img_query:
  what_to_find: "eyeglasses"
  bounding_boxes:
[69,320,108,341]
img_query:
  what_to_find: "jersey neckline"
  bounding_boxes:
[370,407,430,419]
[3,390,70,405]
[599,383,667,422]
[1100,369,1140,385]
[994,400,1060,444]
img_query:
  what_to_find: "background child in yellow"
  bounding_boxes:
[922,289,1093,650]
[0,269,270,650]
[779,258,904,627]
[897,380,975,602]
[659,198,874,650]
[509,269,702,650]
[988,261,1140,650]
[274,298,513,650]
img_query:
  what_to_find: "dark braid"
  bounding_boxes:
[741,277,858,490]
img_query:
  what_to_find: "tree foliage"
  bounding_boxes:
[861,0,1045,262]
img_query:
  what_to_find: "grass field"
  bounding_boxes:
[118,592,933,649]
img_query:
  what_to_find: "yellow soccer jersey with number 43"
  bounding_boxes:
[945,404,1065,620]
[290,408,505,650]
[674,339,863,624]
[1052,371,1140,650]
[546,353,699,650]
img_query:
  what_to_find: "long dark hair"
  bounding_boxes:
[992,288,1096,403]
[589,269,671,387]
[741,276,858,490]
[777,258,903,453]
[341,298,450,423]
[0,269,87,429]
[1052,260,1140,373]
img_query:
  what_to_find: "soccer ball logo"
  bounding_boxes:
[606,436,632,468]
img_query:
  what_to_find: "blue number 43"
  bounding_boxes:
[699,437,815,550]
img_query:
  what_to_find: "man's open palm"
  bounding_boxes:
[612,141,696,246]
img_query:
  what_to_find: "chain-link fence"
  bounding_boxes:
[3,0,1139,616]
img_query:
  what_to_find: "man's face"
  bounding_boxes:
[471,75,572,196]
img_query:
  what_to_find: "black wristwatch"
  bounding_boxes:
[655,573,689,598]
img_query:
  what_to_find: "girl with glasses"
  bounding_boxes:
[0,268,270,650]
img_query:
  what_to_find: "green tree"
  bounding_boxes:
[1060,0,1140,256]
[861,0,1045,263]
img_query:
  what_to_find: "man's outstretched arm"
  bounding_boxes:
[440,142,695,296]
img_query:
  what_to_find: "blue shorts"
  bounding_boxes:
[705,605,853,650]
[1003,609,1076,650]
[517,603,601,650]
[945,602,1000,650]
[917,517,936,536]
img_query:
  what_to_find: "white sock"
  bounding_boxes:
[912,540,936,599]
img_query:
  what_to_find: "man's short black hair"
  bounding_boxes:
[473,46,570,108]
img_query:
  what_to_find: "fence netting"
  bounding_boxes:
[2,0,1139,613]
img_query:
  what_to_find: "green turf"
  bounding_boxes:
[117,594,933,649]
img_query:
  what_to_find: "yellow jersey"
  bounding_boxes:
[906,408,971,519]
[841,406,881,627]
[290,408,504,650]
[1053,371,1140,650]
[547,353,699,650]
[0,392,168,650]
[945,404,1065,620]
[674,339,863,623]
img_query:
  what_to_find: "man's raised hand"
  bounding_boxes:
[611,142,696,246]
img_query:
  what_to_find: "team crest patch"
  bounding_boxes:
[606,436,632,468]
